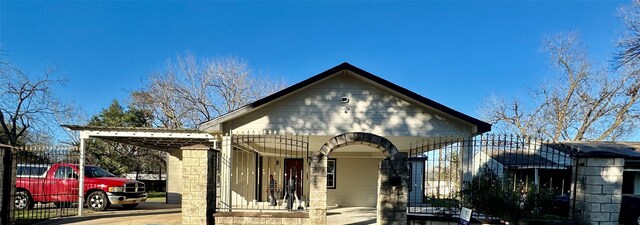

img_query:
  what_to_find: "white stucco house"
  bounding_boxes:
[189,62,490,224]
[68,63,492,225]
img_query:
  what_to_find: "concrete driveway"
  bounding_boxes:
[327,207,376,225]
[36,202,181,225]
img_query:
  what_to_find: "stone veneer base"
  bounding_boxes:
[214,211,310,225]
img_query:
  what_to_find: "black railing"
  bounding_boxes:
[408,134,578,222]
[220,132,310,212]
[11,145,82,224]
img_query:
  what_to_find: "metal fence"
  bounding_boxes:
[219,132,310,212]
[208,148,220,224]
[10,145,82,224]
[1,144,16,225]
[408,134,578,221]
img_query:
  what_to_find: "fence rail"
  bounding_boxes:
[408,135,578,221]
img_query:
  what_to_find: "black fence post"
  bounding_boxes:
[1,146,14,225]
[207,149,219,225]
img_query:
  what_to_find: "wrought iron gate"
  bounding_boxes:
[408,135,578,221]
[219,132,310,212]
[10,146,81,224]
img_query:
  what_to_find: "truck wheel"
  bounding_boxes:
[15,191,34,210]
[121,204,139,209]
[635,214,640,225]
[87,191,110,211]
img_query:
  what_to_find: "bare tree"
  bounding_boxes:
[133,54,285,128]
[54,103,87,146]
[484,33,640,141]
[616,0,640,68]
[0,59,66,146]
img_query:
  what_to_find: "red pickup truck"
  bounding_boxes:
[15,163,147,211]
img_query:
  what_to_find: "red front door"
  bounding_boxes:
[283,159,303,198]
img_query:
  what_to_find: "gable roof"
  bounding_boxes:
[488,151,567,169]
[199,62,492,133]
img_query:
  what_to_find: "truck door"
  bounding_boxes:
[47,165,79,202]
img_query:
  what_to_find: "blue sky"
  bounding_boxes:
[0,1,628,122]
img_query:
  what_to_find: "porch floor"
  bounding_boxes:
[327,207,376,225]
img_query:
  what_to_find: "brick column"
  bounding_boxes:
[181,144,211,225]
[574,157,624,225]
[377,152,409,225]
[309,153,327,225]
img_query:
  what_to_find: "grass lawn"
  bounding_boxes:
[146,197,166,202]
[147,191,166,198]
[146,192,167,202]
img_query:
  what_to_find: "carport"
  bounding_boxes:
[63,125,219,225]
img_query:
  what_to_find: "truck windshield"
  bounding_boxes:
[85,166,116,178]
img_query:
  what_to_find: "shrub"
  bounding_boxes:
[460,167,556,223]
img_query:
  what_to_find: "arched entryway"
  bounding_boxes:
[308,132,409,225]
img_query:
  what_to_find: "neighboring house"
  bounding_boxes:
[471,141,640,194]
[561,142,640,192]
[470,140,640,224]
[123,173,166,180]
[471,142,574,194]
[563,142,640,225]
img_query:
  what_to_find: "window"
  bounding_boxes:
[85,166,116,178]
[622,170,640,195]
[16,164,49,178]
[54,166,75,179]
[327,159,336,189]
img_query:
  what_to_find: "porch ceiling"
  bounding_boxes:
[63,125,217,151]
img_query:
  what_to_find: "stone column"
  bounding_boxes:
[181,144,211,225]
[574,157,624,225]
[309,153,327,225]
[377,152,409,225]
[166,149,183,204]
